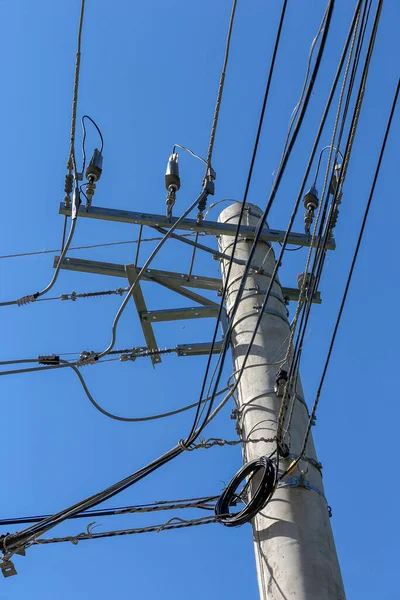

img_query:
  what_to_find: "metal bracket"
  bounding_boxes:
[58,203,336,249]
[0,560,17,578]
[125,266,161,366]
[141,306,219,323]
[176,341,223,356]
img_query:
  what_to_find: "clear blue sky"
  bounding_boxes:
[1,1,399,598]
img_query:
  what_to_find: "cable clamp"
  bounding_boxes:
[16,294,38,307]
[287,453,322,474]
[77,351,97,366]
[279,476,331,515]
[38,354,60,366]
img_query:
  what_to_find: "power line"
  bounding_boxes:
[191,0,335,446]
[286,75,400,478]
[0,234,197,262]
[206,0,237,169]
[1,0,87,308]
[28,516,217,547]
[280,0,384,451]
[186,0,290,444]
[0,496,218,527]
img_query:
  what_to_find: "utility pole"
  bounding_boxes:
[217,202,345,600]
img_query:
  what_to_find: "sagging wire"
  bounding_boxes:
[0,355,232,424]
[81,115,104,175]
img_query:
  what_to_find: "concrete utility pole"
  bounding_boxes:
[218,202,345,600]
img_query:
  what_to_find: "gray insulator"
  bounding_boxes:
[86,149,103,182]
[302,185,319,211]
[165,153,180,191]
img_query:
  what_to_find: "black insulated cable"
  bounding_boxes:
[215,456,276,527]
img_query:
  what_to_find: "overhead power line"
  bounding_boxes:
[287,75,400,475]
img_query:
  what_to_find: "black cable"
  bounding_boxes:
[81,115,104,174]
[286,0,382,420]
[185,0,290,442]
[0,496,218,528]
[191,0,336,444]
[215,456,276,527]
[284,77,400,476]
[280,0,383,447]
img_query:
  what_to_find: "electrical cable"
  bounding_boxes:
[276,0,364,444]
[185,0,290,442]
[0,0,86,308]
[0,355,231,423]
[0,371,237,555]
[0,234,197,262]
[0,3,345,554]
[215,456,276,527]
[95,189,211,360]
[28,516,217,546]
[189,0,335,445]
[279,0,382,450]
[206,0,237,169]
[172,144,206,165]
[0,496,218,527]
[284,75,399,478]
[279,2,329,159]
[281,0,373,444]
[81,115,104,174]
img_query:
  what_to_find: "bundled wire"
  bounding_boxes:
[215,456,276,527]
[279,0,383,450]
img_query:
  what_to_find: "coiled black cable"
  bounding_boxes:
[215,456,276,527]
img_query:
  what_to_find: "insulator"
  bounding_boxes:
[64,172,73,195]
[85,149,103,182]
[165,153,180,191]
[302,185,319,211]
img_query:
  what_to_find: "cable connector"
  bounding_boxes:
[77,351,97,366]
[165,153,180,221]
[71,187,81,220]
[38,354,60,366]
[64,172,73,207]
[16,293,38,307]
[197,167,216,224]
[84,149,103,209]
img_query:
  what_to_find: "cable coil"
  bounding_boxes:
[215,456,275,527]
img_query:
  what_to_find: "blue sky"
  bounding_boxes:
[1,1,399,598]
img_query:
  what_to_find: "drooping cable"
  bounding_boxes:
[81,115,104,174]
